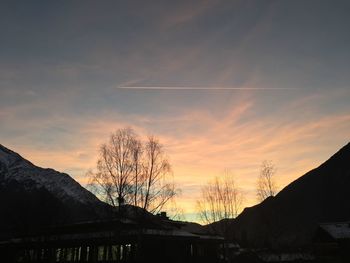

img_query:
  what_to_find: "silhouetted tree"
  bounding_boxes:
[197,171,244,224]
[87,128,177,214]
[140,136,176,213]
[257,160,278,202]
[131,137,143,207]
[87,128,136,207]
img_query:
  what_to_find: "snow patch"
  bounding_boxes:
[0,144,99,205]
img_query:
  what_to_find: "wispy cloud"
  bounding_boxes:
[3,88,349,220]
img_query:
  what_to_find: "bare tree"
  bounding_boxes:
[165,199,186,221]
[257,160,278,202]
[196,172,244,260]
[88,128,177,214]
[196,171,244,225]
[140,136,176,214]
[131,138,143,207]
[88,128,136,207]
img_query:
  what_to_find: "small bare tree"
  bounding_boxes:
[88,128,177,214]
[257,160,278,202]
[197,171,244,225]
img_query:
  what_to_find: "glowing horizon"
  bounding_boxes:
[4,89,349,222]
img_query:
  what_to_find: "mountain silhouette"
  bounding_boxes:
[0,144,111,238]
[229,142,350,248]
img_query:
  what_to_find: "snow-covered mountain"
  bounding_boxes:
[0,144,110,237]
[0,144,101,205]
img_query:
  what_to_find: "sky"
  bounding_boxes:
[1,0,350,221]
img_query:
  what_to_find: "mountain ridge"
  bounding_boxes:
[0,144,105,205]
[0,144,111,238]
[229,141,350,248]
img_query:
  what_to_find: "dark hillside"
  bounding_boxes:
[226,142,350,248]
[0,144,112,238]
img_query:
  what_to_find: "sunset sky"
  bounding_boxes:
[1,1,350,221]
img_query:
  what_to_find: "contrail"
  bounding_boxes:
[118,86,297,90]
